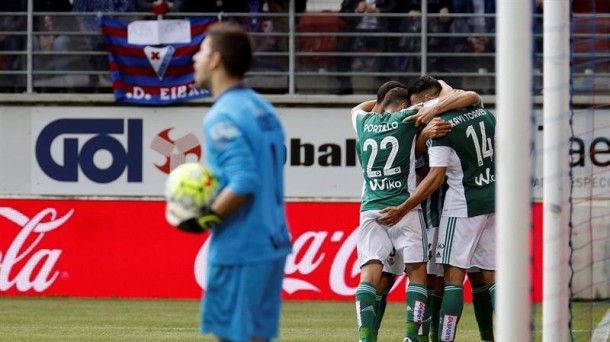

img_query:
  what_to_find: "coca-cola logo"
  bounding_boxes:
[0,207,72,292]
[194,227,407,297]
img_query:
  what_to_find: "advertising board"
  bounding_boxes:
[0,106,602,199]
[3,199,541,302]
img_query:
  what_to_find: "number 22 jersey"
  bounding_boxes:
[352,109,419,212]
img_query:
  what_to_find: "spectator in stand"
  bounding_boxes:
[0,1,26,90]
[452,0,495,38]
[183,0,247,23]
[72,0,135,87]
[252,0,307,52]
[32,0,89,89]
[450,0,496,92]
[573,0,610,13]
[247,0,307,93]
[34,0,72,11]
[335,0,407,95]
[135,0,186,18]
[395,0,452,74]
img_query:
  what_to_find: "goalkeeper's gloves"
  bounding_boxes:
[176,207,223,234]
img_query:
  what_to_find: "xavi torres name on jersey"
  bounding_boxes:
[446,108,490,127]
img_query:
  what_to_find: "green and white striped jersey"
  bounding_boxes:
[429,106,496,217]
[421,182,448,229]
[352,109,419,211]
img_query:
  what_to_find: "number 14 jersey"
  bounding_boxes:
[428,106,497,217]
[352,109,419,212]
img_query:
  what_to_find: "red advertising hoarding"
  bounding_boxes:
[0,199,543,302]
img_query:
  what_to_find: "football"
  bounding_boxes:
[164,162,219,227]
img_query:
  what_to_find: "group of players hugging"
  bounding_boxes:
[352,75,497,342]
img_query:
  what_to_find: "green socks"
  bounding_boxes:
[429,291,443,342]
[471,283,494,341]
[373,291,389,341]
[356,282,377,342]
[438,284,463,342]
[488,283,496,310]
[406,283,428,341]
[418,288,434,340]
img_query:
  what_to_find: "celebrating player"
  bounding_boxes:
[352,87,428,342]
[191,22,292,342]
[409,81,492,342]
[378,76,497,342]
[367,80,410,342]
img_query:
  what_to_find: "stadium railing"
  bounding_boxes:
[0,10,608,97]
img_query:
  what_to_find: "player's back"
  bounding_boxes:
[203,86,291,265]
[431,106,496,217]
[353,110,419,211]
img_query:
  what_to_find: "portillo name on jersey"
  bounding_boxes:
[363,121,399,133]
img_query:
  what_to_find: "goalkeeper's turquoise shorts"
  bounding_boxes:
[201,256,286,341]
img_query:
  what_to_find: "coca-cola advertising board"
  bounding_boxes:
[0,199,545,302]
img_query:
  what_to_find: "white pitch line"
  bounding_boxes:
[592,308,610,342]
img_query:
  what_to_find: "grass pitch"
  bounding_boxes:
[0,297,607,341]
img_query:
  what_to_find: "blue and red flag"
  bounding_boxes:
[101,17,217,105]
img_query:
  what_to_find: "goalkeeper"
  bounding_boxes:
[187,22,292,342]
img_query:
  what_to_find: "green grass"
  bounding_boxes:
[0,297,608,341]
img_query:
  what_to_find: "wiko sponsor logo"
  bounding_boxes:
[369,178,402,191]
[474,167,495,186]
[36,119,143,183]
[442,314,459,341]
[0,207,71,292]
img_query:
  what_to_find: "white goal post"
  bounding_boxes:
[496,1,532,341]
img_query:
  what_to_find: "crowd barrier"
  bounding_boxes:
[0,10,608,96]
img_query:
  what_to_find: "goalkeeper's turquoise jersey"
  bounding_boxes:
[352,109,419,211]
[203,84,292,265]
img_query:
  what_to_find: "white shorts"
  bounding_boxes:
[436,214,496,270]
[426,226,443,276]
[357,209,428,276]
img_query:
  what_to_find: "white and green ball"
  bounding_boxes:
[164,162,219,226]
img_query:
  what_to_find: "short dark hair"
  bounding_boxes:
[409,75,442,99]
[206,22,253,78]
[376,80,408,104]
[381,87,410,110]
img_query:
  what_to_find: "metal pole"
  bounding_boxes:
[26,0,34,93]
[542,1,570,341]
[288,0,295,94]
[496,1,532,341]
[420,0,427,75]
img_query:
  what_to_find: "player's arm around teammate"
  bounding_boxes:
[406,80,480,127]
[400,75,496,342]
[352,88,420,342]
[351,81,410,342]
[415,117,453,158]
[378,83,480,226]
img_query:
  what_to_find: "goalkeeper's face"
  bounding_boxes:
[193,37,215,90]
